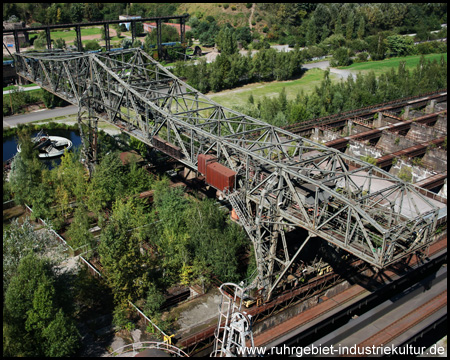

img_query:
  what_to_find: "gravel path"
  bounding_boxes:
[302,60,357,80]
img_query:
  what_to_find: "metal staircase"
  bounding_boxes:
[227,191,254,236]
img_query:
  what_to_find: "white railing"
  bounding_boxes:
[107,341,188,357]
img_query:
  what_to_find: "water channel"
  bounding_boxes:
[3,129,83,168]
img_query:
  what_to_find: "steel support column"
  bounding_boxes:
[104,23,110,51]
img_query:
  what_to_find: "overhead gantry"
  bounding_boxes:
[15,48,446,300]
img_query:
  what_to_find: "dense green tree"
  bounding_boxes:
[346,11,355,40]
[332,47,352,66]
[366,33,388,60]
[9,128,43,206]
[357,16,366,39]
[386,34,415,57]
[122,38,133,49]
[66,204,95,254]
[84,39,101,51]
[334,13,343,35]
[98,197,151,302]
[216,26,238,55]
[143,283,166,318]
[145,23,179,46]
[70,3,84,23]
[88,152,126,205]
[235,26,252,46]
[41,309,80,357]
[305,17,317,46]
[4,253,80,357]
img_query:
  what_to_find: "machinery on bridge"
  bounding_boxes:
[14,48,446,301]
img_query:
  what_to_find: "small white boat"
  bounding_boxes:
[17,131,73,158]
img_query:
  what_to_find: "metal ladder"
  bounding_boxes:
[227,190,254,235]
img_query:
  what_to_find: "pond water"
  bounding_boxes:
[3,129,83,168]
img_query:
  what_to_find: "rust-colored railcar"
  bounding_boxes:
[197,154,217,175]
[152,135,182,159]
[206,161,236,192]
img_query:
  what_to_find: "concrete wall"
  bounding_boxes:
[433,113,447,133]
[374,113,394,128]
[252,280,353,337]
[311,128,341,143]
[422,148,448,173]
[345,141,383,161]
[438,180,447,199]
[409,110,426,119]
[390,158,439,183]
[375,132,417,154]
[346,141,444,185]
[406,122,446,143]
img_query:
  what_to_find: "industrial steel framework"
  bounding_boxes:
[14,49,445,300]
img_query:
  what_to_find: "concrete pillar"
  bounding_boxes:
[376,112,383,128]
[425,100,436,114]
[403,106,410,120]
[314,127,319,142]
[347,120,353,135]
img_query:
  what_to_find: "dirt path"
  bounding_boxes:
[302,60,358,80]
[249,3,256,29]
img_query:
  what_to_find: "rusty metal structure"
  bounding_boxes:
[14,48,446,301]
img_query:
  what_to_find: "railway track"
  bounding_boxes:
[284,89,447,135]
[253,236,447,355]
[354,285,446,352]
[297,268,447,358]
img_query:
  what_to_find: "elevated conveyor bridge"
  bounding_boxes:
[14,48,447,300]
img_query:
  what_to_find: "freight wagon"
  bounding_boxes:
[152,135,183,159]
[206,161,237,193]
[197,153,217,175]
[198,153,237,192]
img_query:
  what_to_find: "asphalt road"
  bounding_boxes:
[3,105,78,128]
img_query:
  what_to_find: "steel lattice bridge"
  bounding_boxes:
[15,49,446,300]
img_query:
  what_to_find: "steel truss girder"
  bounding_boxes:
[14,49,445,297]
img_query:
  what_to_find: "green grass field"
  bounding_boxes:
[341,53,447,76]
[29,27,124,45]
[49,27,101,41]
[208,53,447,109]
[207,68,338,109]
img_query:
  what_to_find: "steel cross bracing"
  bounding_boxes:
[15,49,446,300]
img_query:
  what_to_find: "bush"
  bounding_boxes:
[34,38,47,50]
[84,40,101,51]
[333,47,352,66]
[355,52,369,63]
[398,166,412,183]
[223,4,229,9]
